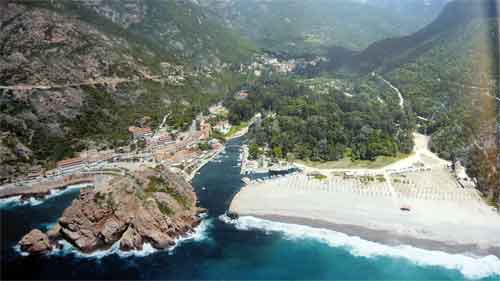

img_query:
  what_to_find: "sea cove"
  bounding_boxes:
[1,139,499,280]
[1,1,499,279]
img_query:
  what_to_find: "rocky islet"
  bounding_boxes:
[18,166,205,254]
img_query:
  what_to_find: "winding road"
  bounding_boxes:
[0,76,163,91]
[379,75,405,109]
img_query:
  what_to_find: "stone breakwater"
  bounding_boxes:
[18,166,206,255]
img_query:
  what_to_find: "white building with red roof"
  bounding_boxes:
[128,126,153,140]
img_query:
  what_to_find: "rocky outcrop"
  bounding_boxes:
[80,0,147,29]
[119,226,143,251]
[19,167,204,254]
[0,1,242,182]
[0,2,164,182]
[18,229,52,254]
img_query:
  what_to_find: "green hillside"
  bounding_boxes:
[23,0,257,65]
[205,0,436,56]
[0,1,249,182]
[350,0,499,200]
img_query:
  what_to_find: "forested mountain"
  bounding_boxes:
[226,76,415,163]
[0,0,497,201]
[26,0,257,65]
[196,0,441,56]
[327,0,499,200]
[226,0,498,200]
[386,11,498,200]
[354,0,450,22]
[0,0,251,181]
[338,0,498,73]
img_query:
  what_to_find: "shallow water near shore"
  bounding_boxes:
[1,138,499,280]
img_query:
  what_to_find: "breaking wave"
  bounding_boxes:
[44,218,213,259]
[219,214,500,279]
[0,184,91,209]
[0,196,23,209]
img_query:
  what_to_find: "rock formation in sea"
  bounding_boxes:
[18,229,52,254]
[18,166,205,254]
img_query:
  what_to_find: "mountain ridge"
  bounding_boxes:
[337,0,499,73]
[0,1,248,182]
[193,0,445,56]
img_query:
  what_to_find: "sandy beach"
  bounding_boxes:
[230,174,500,255]
[230,134,500,255]
[246,214,500,257]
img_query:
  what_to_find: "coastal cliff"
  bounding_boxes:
[18,166,205,254]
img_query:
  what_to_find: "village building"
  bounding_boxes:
[200,121,212,140]
[57,157,86,174]
[77,149,115,167]
[128,126,153,140]
[147,132,174,148]
[208,102,227,115]
[214,120,232,135]
[26,167,44,180]
[45,169,59,177]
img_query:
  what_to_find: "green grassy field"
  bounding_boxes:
[224,122,249,139]
[296,153,411,170]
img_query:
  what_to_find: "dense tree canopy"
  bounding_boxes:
[226,76,415,162]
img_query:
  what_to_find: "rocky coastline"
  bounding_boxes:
[18,166,206,255]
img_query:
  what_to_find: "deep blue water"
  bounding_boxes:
[1,139,499,280]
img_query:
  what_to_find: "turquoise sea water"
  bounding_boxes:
[1,139,499,280]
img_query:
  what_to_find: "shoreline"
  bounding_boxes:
[186,124,248,182]
[0,183,95,208]
[229,132,500,257]
[186,145,226,181]
[0,178,94,200]
[230,175,500,257]
[245,214,500,257]
[225,126,249,141]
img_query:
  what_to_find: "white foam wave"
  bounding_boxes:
[25,197,44,206]
[0,184,92,209]
[174,217,212,245]
[0,196,22,208]
[13,245,29,257]
[0,195,43,208]
[52,240,159,259]
[219,215,500,279]
[49,218,212,259]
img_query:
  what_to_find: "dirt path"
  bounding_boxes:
[295,133,449,176]
[0,76,162,91]
[379,75,404,109]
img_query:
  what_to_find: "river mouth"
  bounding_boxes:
[192,139,247,216]
[1,137,498,280]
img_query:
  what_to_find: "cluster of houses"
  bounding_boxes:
[238,54,328,77]
[23,149,117,181]
[21,107,235,183]
[241,57,297,76]
[128,126,153,140]
[213,120,232,135]
[146,132,175,149]
[55,149,115,175]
